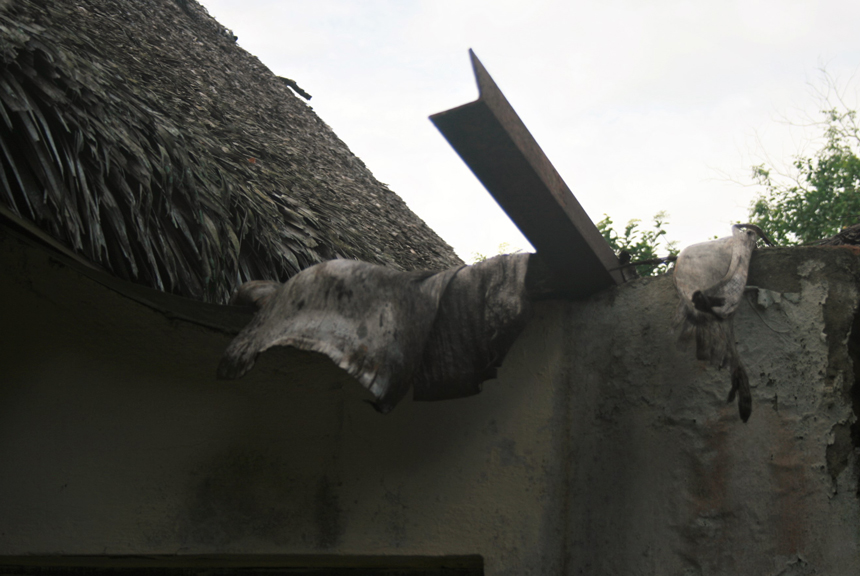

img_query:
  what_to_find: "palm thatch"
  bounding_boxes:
[0,0,462,303]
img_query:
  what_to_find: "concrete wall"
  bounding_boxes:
[1,227,858,575]
[563,247,860,575]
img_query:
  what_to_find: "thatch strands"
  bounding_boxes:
[0,0,461,303]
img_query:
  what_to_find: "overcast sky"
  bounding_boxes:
[200,0,860,261]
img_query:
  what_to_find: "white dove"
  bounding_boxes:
[673,224,773,422]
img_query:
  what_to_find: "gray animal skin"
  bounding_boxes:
[673,225,765,422]
[218,254,532,414]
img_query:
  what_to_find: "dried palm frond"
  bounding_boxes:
[0,0,461,303]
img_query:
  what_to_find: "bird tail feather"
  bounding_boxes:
[675,300,753,422]
[729,362,752,423]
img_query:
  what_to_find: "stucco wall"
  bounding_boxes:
[562,247,860,574]
[0,228,568,575]
[1,228,858,575]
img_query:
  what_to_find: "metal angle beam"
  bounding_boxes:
[430,50,622,298]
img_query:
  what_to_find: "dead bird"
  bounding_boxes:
[673,224,773,422]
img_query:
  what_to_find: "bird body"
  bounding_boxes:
[673,225,763,422]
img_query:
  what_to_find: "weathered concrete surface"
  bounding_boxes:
[0,228,567,575]
[563,246,860,575]
[0,228,858,575]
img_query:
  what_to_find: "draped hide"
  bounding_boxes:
[217,254,532,413]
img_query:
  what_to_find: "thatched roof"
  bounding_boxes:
[0,0,462,303]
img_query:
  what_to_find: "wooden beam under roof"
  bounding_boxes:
[430,50,623,298]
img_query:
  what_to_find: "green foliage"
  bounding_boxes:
[750,107,860,245]
[597,211,678,276]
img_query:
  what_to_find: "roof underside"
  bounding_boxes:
[0,0,462,303]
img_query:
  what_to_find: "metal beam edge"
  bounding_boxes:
[430,50,622,297]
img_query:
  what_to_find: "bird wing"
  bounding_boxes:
[696,226,758,318]
[674,226,757,319]
[673,234,734,305]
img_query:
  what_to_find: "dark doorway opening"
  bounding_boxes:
[0,555,484,576]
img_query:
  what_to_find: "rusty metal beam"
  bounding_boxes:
[430,50,622,298]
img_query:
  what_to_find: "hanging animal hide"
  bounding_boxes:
[673,224,771,422]
[218,254,532,413]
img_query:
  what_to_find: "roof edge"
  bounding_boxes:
[0,215,253,334]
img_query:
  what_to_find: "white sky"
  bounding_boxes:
[200,0,860,261]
